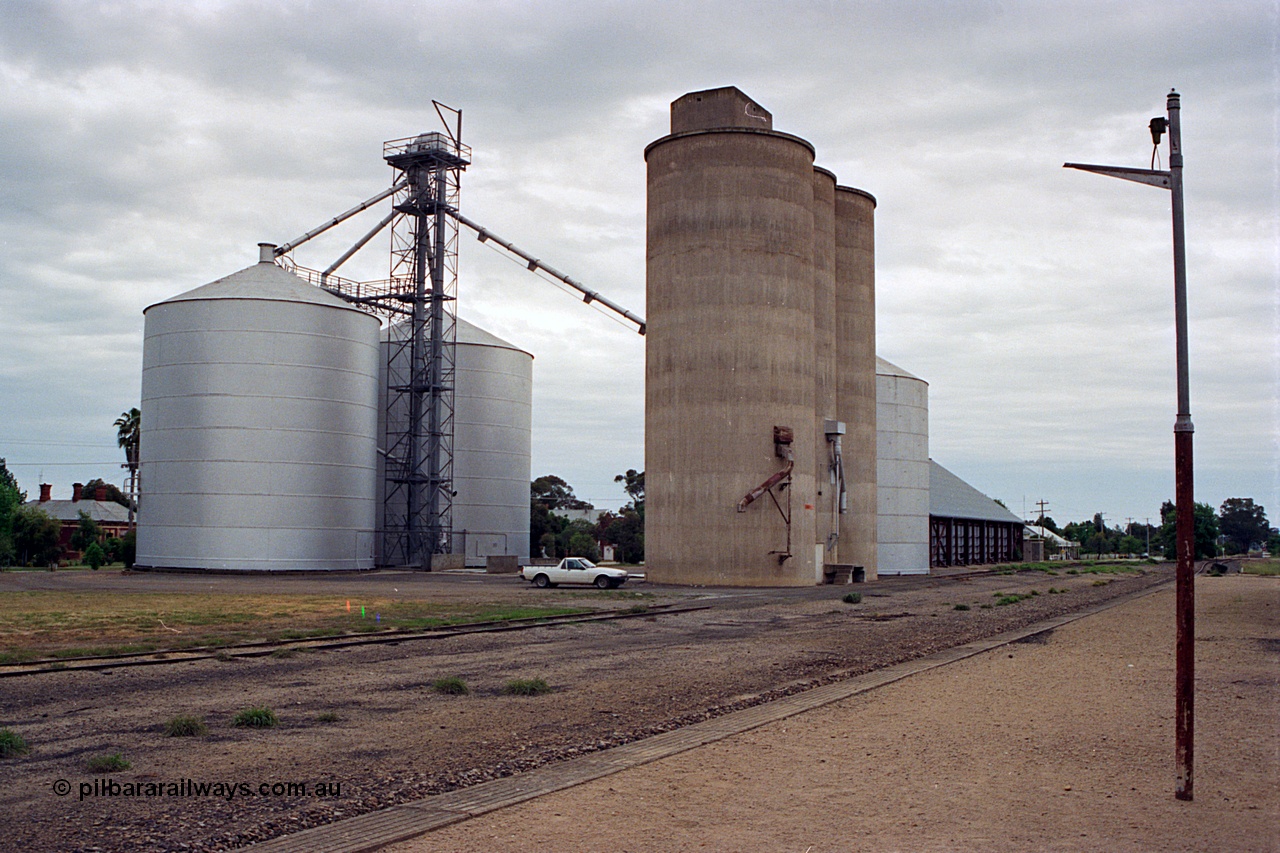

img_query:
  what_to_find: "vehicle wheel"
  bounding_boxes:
[594,574,612,590]
[533,574,551,589]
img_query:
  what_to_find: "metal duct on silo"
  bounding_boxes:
[136,246,381,571]
[835,185,878,581]
[876,357,930,575]
[645,87,818,587]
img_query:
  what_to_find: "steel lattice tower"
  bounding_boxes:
[381,130,470,568]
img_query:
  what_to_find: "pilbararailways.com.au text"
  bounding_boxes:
[56,778,343,802]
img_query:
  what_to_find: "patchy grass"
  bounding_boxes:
[993,592,1035,606]
[431,676,470,696]
[164,715,208,737]
[232,707,278,728]
[87,752,130,773]
[1242,559,1280,576]
[953,603,970,611]
[501,678,552,696]
[315,712,341,723]
[0,728,30,758]
[0,592,588,662]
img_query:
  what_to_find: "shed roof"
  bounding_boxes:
[928,461,1022,524]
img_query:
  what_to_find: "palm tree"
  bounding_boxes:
[114,408,140,468]
[114,408,140,530]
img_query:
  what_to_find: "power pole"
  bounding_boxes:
[1066,90,1196,801]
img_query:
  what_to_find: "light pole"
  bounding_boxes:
[1065,90,1195,801]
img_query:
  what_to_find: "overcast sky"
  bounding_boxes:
[0,0,1274,529]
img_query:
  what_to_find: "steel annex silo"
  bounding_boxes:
[645,87,818,586]
[876,357,930,575]
[377,317,532,567]
[835,185,878,581]
[136,245,381,571]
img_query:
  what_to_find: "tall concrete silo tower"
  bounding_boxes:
[136,246,381,571]
[835,186,878,580]
[645,87,878,587]
[645,87,819,586]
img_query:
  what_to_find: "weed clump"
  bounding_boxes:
[87,752,130,773]
[432,676,470,696]
[164,715,207,737]
[501,678,552,696]
[842,592,862,605]
[953,603,970,611]
[232,706,278,728]
[315,712,341,723]
[0,728,30,758]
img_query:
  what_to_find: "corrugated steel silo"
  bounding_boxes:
[876,357,929,575]
[835,185,878,580]
[645,87,818,586]
[377,317,532,567]
[136,246,381,571]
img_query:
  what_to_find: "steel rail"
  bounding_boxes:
[0,603,711,678]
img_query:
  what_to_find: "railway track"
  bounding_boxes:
[0,602,712,678]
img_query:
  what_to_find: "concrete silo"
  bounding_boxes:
[811,166,840,582]
[136,245,381,571]
[377,317,532,567]
[645,87,819,586]
[835,186,878,581]
[876,357,929,575]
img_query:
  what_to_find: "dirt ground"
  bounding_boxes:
[0,564,1221,852]
[391,574,1279,853]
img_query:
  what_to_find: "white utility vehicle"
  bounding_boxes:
[522,558,629,589]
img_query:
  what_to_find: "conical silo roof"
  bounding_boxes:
[145,255,362,314]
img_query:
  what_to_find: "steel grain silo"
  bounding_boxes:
[377,317,532,567]
[876,357,929,575]
[645,87,818,586]
[136,245,381,571]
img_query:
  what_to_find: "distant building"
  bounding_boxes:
[928,462,1024,567]
[26,483,130,558]
[1022,525,1080,561]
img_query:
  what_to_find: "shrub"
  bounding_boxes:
[120,531,136,569]
[501,678,551,696]
[232,707,278,728]
[87,752,130,773]
[83,542,106,571]
[0,728,30,758]
[432,676,469,695]
[164,715,207,737]
[841,592,862,604]
[953,603,970,611]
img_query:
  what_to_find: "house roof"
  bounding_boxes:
[928,461,1023,524]
[24,500,130,524]
[1024,525,1079,547]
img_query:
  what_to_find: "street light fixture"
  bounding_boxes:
[1065,90,1195,802]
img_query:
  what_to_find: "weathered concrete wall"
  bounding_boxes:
[811,167,839,582]
[645,121,818,586]
[835,186,878,581]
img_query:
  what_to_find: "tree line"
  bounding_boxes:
[1035,497,1276,560]
[530,470,644,564]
